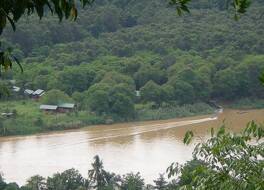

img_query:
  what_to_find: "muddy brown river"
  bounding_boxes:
[0,109,263,185]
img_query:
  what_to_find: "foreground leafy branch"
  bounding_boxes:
[168,0,252,19]
[0,0,95,34]
[260,72,264,85]
[0,44,23,75]
[168,121,264,189]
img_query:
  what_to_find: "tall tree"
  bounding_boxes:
[88,155,110,189]
[167,121,264,190]
[153,174,168,190]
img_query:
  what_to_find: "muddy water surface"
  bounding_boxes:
[0,109,263,185]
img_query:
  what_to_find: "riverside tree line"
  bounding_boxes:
[0,0,263,136]
[0,0,264,121]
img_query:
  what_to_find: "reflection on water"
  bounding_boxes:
[0,109,263,185]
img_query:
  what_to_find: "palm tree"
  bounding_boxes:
[88,155,109,189]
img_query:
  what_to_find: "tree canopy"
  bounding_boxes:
[167,121,264,189]
[0,0,263,134]
[0,0,259,74]
[0,0,254,35]
[0,0,263,124]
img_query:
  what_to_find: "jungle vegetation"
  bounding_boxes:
[0,0,263,135]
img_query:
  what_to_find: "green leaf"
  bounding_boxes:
[12,56,23,73]
[259,72,264,85]
[184,130,194,145]
[217,126,225,137]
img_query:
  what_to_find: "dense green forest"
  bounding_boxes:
[0,0,264,135]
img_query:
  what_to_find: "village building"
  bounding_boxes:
[1,112,14,118]
[24,89,45,99]
[32,89,45,99]
[40,103,75,113]
[58,103,76,113]
[40,105,58,113]
[24,89,34,96]
[12,86,21,92]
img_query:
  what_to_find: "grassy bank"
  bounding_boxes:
[135,103,214,121]
[0,100,105,136]
[228,98,264,110]
[0,100,215,136]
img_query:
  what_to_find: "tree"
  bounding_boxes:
[109,83,135,119]
[213,68,239,100]
[260,71,264,85]
[86,83,111,115]
[140,80,163,105]
[72,92,86,109]
[134,65,167,89]
[176,159,207,187]
[170,80,195,104]
[167,121,264,190]
[0,174,7,190]
[121,172,145,190]
[0,81,10,99]
[55,67,96,95]
[153,174,168,190]
[41,89,72,105]
[88,155,111,189]
[33,75,50,91]
[22,175,46,190]
[49,169,85,190]
[0,118,6,136]
[86,76,135,119]
[0,0,255,74]
[3,183,20,190]
[101,72,136,90]
[0,0,252,35]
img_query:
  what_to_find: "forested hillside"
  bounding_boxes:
[0,0,264,130]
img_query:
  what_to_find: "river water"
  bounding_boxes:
[0,109,263,185]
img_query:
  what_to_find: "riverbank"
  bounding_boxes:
[227,98,264,110]
[0,100,214,136]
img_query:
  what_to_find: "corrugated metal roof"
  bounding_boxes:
[13,86,21,92]
[24,89,34,95]
[58,103,75,109]
[33,89,45,95]
[1,113,14,116]
[40,105,58,110]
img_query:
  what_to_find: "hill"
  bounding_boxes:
[0,0,263,135]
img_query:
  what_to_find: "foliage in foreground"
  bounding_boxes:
[168,121,264,190]
[0,122,263,190]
